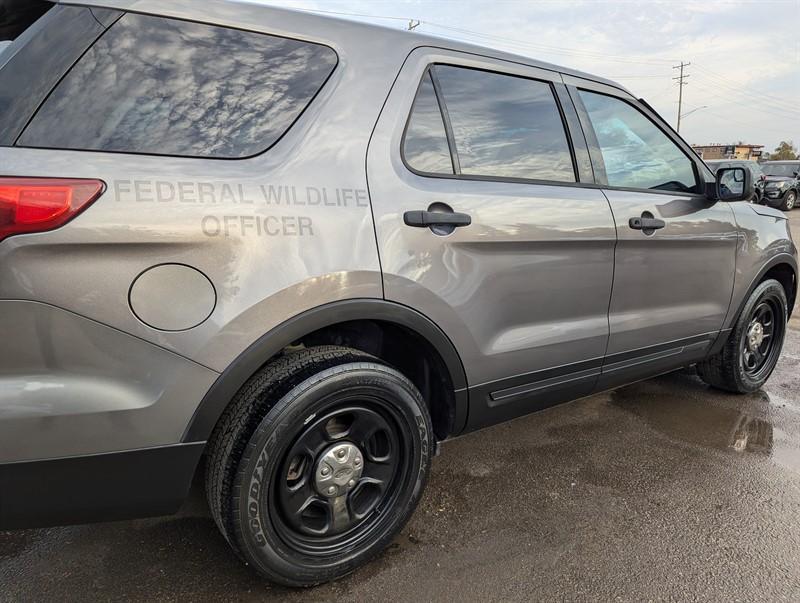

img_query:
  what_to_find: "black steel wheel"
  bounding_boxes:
[271,402,409,554]
[205,346,432,587]
[741,300,778,380]
[698,279,787,393]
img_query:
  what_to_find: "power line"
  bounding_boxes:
[603,74,671,79]
[692,65,798,115]
[287,6,412,22]
[693,64,798,111]
[689,79,799,120]
[421,21,678,66]
[673,62,690,132]
[289,6,680,66]
[690,110,795,139]
[286,5,797,125]
[691,93,799,125]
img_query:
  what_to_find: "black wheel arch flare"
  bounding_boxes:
[708,253,797,358]
[182,299,469,443]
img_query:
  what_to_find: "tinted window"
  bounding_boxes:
[403,71,454,174]
[578,90,699,193]
[738,162,764,178]
[763,163,800,178]
[0,5,109,145]
[433,66,575,182]
[0,0,51,41]
[18,13,337,158]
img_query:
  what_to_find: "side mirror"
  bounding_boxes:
[715,166,753,201]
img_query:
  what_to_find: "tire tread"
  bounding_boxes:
[204,345,377,554]
[698,279,787,393]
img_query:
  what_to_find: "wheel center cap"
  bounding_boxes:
[747,322,764,350]
[314,442,364,498]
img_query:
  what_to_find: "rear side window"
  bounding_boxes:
[0,0,50,42]
[404,71,454,174]
[578,90,699,193]
[403,65,575,183]
[18,13,337,158]
[763,163,800,178]
[0,5,114,145]
[437,66,575,182]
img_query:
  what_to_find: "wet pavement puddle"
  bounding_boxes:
[609,370,800,473]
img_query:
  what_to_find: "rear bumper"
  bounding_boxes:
[0,443,204,529]
[0,300,217,529]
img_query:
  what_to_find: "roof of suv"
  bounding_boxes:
[707,160,759,164]
[55,0,633,96]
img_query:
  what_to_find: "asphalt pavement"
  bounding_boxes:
[3,211,800,602]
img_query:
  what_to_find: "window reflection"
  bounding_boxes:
[19,14,337,158]
[578,90,698,193]
[434,65,575,182]
[403,71,454,174]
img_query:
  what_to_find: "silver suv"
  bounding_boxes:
[0,0,796,587]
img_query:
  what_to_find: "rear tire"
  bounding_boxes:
[205,345,433,587]
[698,279,787,393]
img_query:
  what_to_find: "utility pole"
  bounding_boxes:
[672,62,690,133]
[407,19,420,31]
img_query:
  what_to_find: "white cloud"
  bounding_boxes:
[262,0,799,151]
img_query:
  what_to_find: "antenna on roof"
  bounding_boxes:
[407,19,421,31]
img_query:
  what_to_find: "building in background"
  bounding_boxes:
[692,143,764,161]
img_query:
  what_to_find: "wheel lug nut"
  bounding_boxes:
[354,457,361,467]
[321,466,330,476]
[327,486,336,495]
[348,479,356,488]
[336,449,346,459]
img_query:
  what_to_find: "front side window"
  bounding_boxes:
[578,90,699,193]
[18,13,337,158]
[748,163,765,179]
[402,64,575,183]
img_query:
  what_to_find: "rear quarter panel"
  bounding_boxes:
[0,8,411,373]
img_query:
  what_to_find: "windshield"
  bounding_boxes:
[763,163,800,177]
[745,162,764,177]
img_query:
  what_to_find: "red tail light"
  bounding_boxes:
[0,178,104,242]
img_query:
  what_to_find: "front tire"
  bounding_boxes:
[205,346,433,587]
[782,190,796,211]
[698,279,787,393]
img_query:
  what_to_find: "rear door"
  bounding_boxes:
[367,49,617,430]
[563,76,738,387]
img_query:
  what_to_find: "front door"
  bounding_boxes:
[367,49,617,430]
[564,77,738,388]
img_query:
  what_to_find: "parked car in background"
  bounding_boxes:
[706,160,766,204]
[762,160,800,211]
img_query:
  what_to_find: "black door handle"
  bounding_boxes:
[629,216,665,232]
[403,210,472,228]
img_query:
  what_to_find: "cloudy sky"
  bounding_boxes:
[263,0,799,153]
